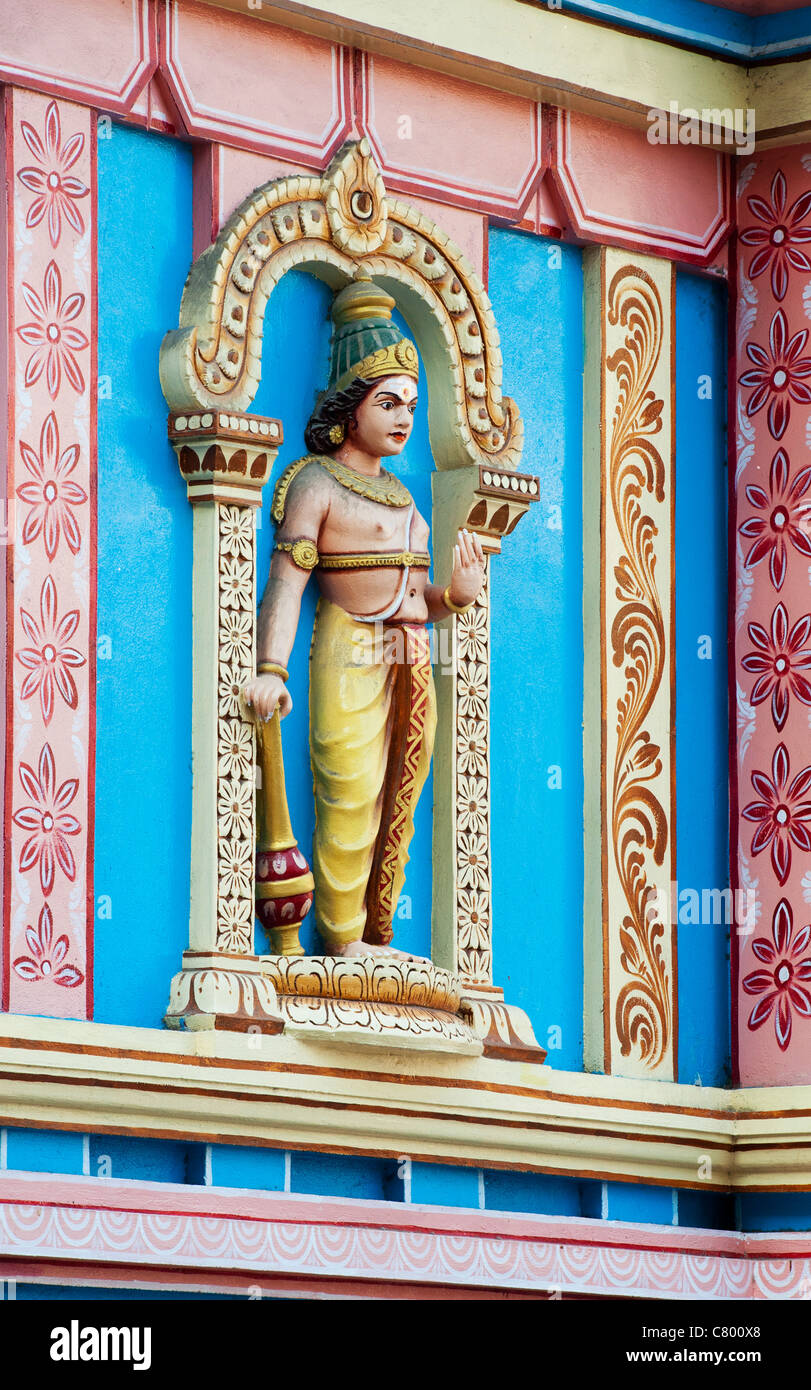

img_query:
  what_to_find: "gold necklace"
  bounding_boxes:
[271,453,411,525]
[315,454,411,507]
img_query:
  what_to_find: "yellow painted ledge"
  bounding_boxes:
[0,1014,808,1193]
[197,0,811,145]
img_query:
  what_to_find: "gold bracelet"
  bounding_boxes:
[257,661,289,682]
[443,585,473,615]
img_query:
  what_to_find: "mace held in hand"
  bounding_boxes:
[252,665,313,956]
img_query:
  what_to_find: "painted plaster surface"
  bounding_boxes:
[552,110,730,265]
[675,270,730,1087]
[94,123,192,1025]
[359,52,544,218]
[4,91,94,1018]
[0,1171,810,1298]
[734,149,811,1085]
[2,0,811,1309]
[488,229,584,1068]
[0,0,153,112]
[216,149,307,238]
[160,0,350,163]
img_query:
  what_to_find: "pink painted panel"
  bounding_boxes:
[159,0,351,165]
[551,109,731,265]
[0,0,154,112]
[359,52,545,219]
[733,148,811,1085]
[3,91,95,1018]
[127,74,181,135]
[217,147,310,235]
[531,177,566,238]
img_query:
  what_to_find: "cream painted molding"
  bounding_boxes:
[197,0,811,146]
[0,1014,809,1193]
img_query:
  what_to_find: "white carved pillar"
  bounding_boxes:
[432,465,546,1061]
[164,409,286,1032]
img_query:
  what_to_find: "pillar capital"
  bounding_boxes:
[168,410,283,506]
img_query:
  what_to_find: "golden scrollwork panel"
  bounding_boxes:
[584,248,677,1081]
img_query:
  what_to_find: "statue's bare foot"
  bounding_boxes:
[329,939,432,965]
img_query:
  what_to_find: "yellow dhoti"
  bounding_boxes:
[309,598,437,952]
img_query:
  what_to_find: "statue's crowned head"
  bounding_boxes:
[304,272,419,456]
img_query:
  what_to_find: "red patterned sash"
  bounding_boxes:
[363,624,431,944]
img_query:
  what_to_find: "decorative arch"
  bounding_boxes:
[160,138,523,472]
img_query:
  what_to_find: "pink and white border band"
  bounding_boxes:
[0,1172,808,1300]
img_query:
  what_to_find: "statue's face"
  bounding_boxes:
[348,374,418,458]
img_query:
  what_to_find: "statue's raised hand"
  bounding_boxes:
[448,528,485,608]
[241,673,293,721]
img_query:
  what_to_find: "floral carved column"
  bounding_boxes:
[734,151,811,1085]
[3,92,94,1016]
[164,410,286,1032]
[583,246,677,1081]
[432,464,546,1061]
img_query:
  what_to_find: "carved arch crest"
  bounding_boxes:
[160,139,523,471]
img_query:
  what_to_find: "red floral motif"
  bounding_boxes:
[17,412,87,559]
[12,742,80,896]
[743,898,811,1051]
[17,100,89,249]
[742,743,811,886]
[17,575,85,725]
[738,447,811,590]
[741,602,811,732]
[739,309,811,441]
[16,260,88,398]
[740,170,811,302]
[12,901,84,988]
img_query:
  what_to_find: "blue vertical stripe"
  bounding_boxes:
[487,229,584,1069]
[95,125,193,1025]
[675,269,730,1086]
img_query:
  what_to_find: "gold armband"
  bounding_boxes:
[443,585,474,615]
[275,537,319,571]
[257,661,289,682]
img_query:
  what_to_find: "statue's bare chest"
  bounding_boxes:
[319,486,430,554]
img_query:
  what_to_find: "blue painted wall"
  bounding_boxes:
[738,1192,811,1233]
[254,282,434,957]
[674,270,730,1087]
[560,0,811,60]
[0,1122,748,1233]
[486,229,584,1070]
[4,1127,84,1175]
[94,124,193,1026]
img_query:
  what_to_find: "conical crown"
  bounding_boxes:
[325,273,418,395]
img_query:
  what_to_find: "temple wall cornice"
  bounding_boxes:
[0,1014,809,1193]
[195,0,811,147]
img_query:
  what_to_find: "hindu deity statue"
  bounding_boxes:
[242,273,485,959]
